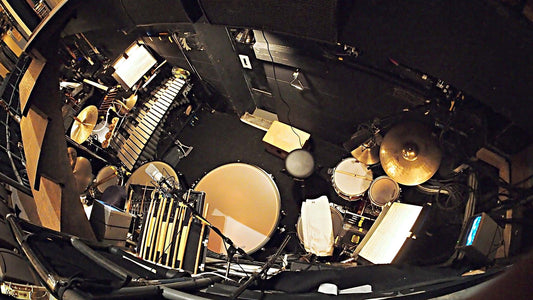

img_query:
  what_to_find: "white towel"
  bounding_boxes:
[301,196,334,256]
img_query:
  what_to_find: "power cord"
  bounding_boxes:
[261,30,303,148]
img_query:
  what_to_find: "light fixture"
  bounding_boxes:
[290,69,305,91]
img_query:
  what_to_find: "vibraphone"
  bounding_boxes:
[136,190,209,273]
[110,77,189,170]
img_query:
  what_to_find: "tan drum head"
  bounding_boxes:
[95,166,120,193]
[297,206,344,244]
[194,163,281,255]
[332,158,373,200]
[368,176,400,207]
[125,161,179,192]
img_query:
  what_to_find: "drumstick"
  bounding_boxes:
[179,214,193,269]
[335,169,373,181]
[150,194,167,261]
[172,204,186,268]
[165,200,177,266]
[150,194,166,261]
[125,189,133,213]
[140,199,155,258]
[146,191,160,259]
[159,196,174,263]
[154,196,168,262]
[194,203,208,274]
[140,183,149,213]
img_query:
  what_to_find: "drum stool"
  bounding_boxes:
[284,149,315,200]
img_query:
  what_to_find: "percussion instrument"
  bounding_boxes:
[331,158,373,201]
[94,165,122,194]
[380,121,442,185]
[70,105,98,144]
[368,176,400,207]
[351,134,382,165]
[72,157,93,194]
[285,149,315,179]
[111,77,190,171]
[194,163,281,255]
[125,161,179,192]
[296,206,344,246]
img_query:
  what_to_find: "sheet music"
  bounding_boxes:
[358,202,422,264]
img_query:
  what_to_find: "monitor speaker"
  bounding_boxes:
[198,0,340,43]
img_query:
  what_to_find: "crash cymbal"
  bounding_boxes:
[70,105,98,144]
[351,134,382,165]
[380,121,442,186]
[73,157,93,193]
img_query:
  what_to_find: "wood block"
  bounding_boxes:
[262,121,310,159]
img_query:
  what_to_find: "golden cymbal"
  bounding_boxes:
[73,157,93,193]
[379,121,442,186]
[70,105,98,144]
[351,134,382,165]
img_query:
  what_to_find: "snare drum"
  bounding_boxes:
[194,163,281,255]
[296,206,344,246]
[331,158,373,201]
[95,165,122,193]
[368,176,400,207]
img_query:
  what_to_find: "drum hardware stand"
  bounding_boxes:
[230,235,291,299]
[173,139,193,159]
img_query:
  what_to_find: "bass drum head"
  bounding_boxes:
[296,206,343,245]
[194,163,281,255]
[332,158,373,200]
[368,176,400,207]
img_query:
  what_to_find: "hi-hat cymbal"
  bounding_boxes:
[70,105,98,144]
[380,121,442,186]
[351,134,382,165]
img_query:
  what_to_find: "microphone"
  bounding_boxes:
[145,163,176,194]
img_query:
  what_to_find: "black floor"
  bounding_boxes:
[164,107,461,263]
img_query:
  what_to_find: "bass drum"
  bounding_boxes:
[331,158,373,201]
[194,163,281,255]
[368,176,400,207]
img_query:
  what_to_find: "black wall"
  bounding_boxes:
[60,0,532,154]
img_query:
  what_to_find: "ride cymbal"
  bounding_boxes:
[70,105,98,144]
[379,121,442,186]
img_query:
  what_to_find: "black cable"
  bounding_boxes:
[261,30,303,148]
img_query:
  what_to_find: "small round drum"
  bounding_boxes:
[194,163,281,255]
[296,206,344,245]
[95,166,122,193]
[368,176,400,207]
[332,158,373,201]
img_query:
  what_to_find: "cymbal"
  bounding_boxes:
[70,105,98,144]
[351,134,382,165]
[379,121,442,186]
[73,157,93,193]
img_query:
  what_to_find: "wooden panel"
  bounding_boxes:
[31,176,61,231]
[18,51,46,116]
[20,106,48,190]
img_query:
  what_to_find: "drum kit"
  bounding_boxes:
[69,112,442,262]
